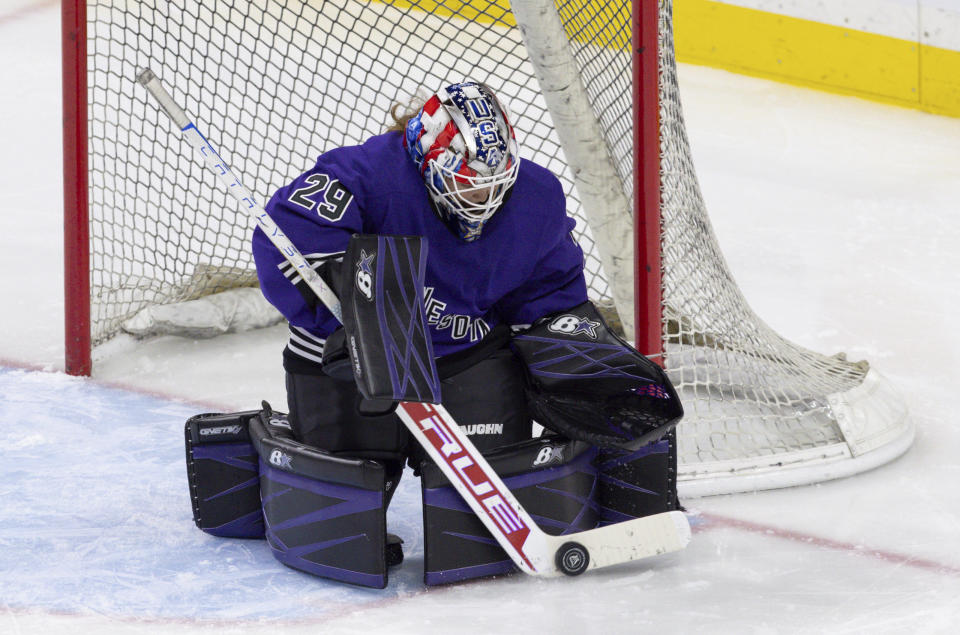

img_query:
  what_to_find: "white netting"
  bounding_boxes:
[85,0,609,345]
[651,2,911,492]
[81,0,912,494]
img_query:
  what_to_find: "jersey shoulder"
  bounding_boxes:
[270,132,419,228]
[512,160,565,212]
[504,159,571,238]
[317,132,420,197]
[516,158,562,191]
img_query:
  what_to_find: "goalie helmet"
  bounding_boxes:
[404,81,520,241]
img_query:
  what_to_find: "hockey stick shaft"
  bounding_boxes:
[136,69,342,323]
[137,68,689,577]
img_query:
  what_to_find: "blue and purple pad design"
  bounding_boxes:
[595,433,679,525]
[186,408,393,589]
[258,462,388,589]
[341,234,441,405]
[185,411,265,538]
[419,433,680,585]
[419,436,600,586]
[247,412,392,589]
[184,407,677,589]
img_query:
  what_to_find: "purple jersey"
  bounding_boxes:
[252,131,587,366]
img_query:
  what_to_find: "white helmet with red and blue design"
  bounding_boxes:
[404,81,520,241]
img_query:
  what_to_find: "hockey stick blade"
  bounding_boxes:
[137,68,691,578]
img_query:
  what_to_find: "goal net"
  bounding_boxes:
[63,0,913,496]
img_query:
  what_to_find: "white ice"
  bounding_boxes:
[2,3,960,634]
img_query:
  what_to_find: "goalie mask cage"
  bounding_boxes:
[62,0,913,497]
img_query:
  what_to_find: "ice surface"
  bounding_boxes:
[2,2,960,633]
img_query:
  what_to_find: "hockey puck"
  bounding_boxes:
[555,542,589,576]
[386,533,404,567]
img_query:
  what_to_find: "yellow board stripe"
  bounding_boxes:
[554,1,631,51]
[917,43,960,117]
[676,0,918,102]
[673,0,959,118]
[384,0,630,48]
[372,0,960,118]
[385,0,514,26]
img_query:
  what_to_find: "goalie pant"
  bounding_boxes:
[284,324,535,502]
[183,394,678,586]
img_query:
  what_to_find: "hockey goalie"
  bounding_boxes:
[182,81,685,588]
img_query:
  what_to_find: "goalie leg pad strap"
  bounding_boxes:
[185,410,265,538]
[248,411,391,589]
[420,436,599,586]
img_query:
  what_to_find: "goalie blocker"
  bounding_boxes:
[335,233,441,405]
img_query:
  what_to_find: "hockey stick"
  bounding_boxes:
[137,68,690,577]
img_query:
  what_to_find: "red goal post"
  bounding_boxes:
[634,0,662,362]
[61,0,913,496]
[63,0,91,376]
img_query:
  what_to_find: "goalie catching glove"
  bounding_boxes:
[511,301,683,450]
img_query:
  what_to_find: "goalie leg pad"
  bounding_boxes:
[185,410,265,538]
[248,411,391,589]
[596,428,679,524]
[420,436,599,586]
